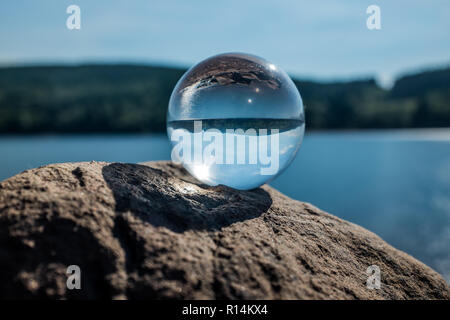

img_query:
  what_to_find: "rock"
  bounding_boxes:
[0,161,448,300]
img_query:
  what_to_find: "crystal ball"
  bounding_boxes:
[167,53,305,190]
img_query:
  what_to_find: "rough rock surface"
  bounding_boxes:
[0,161,448,300]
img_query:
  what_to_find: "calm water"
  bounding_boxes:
[0,130,449,282]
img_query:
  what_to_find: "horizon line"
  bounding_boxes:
[0,58,449,89]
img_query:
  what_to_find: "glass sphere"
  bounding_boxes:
[167,53,305,190]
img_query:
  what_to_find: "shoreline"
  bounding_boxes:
[0,127,449,135]
[0,127,449,141]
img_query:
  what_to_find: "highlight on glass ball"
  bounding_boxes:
[167,53,305,190]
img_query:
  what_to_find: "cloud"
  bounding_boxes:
[280,144,294,155]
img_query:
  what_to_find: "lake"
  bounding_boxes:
[0,129,449,283]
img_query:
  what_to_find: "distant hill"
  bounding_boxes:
[0,64,449,133]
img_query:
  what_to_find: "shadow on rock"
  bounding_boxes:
[102,163,272,233]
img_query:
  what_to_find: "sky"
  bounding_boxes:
[1,0,450,87]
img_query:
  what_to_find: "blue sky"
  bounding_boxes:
[1,0,450,86]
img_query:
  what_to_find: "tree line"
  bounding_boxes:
[0,64,449,134]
